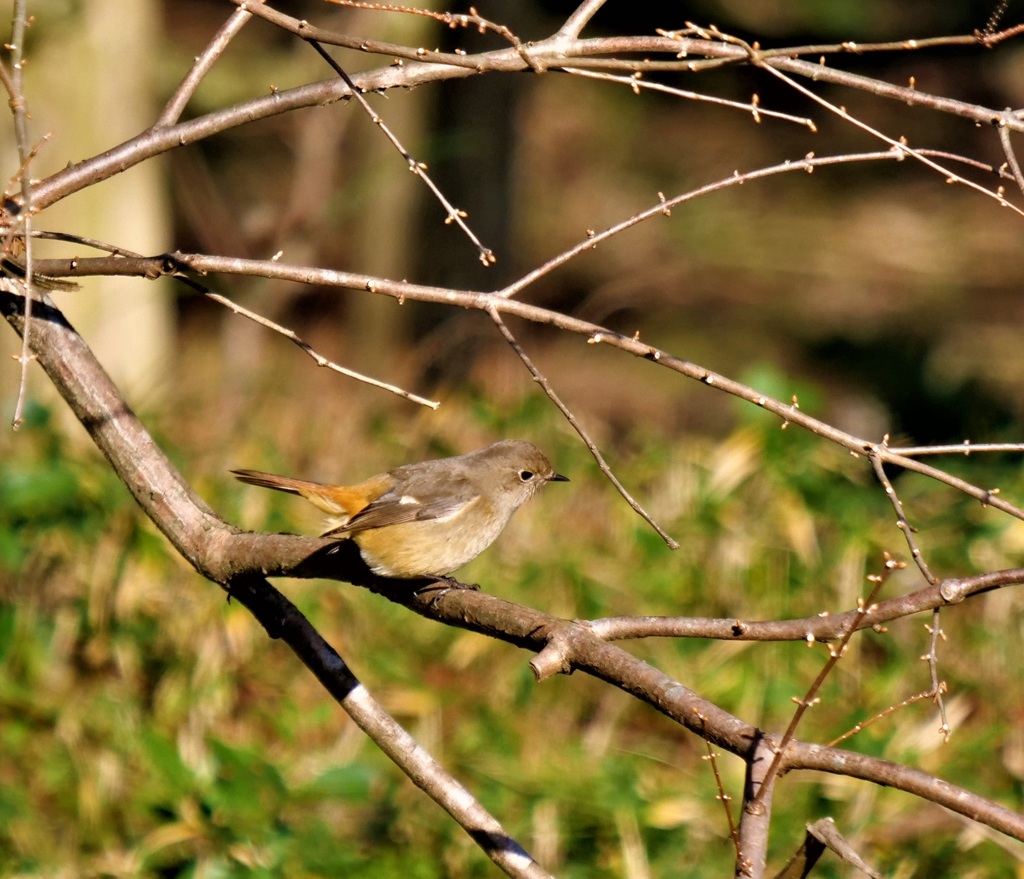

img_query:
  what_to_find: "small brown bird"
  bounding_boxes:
[232,440,568,578]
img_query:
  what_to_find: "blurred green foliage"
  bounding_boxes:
[2,384,1023,878]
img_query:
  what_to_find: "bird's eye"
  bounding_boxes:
[519,470,535,482]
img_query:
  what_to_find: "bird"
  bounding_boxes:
[232,440,568,578]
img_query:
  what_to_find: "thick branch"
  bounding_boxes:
[735,733,775,878]
[787,741,1024,840]
[0,287,549,879]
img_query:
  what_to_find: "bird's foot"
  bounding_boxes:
[414,576,480,603]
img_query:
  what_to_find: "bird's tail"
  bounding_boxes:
[231,468,322,495]
[231,468,348,517]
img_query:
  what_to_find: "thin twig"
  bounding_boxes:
[697,711,742,858]
[869,436,1005,740]
[566,67,817,130]
[750,554,903,812]
[875,446,1023,520]
[657,23,1022,62]
[327,0,528,53]
[166,255,437,408]
[157,5,253,126]
[9,0,35,430]
[205,290,439,408]
[923,610,951,742]
[0,131,50,204]
[584,566,1024,643]
[487,304,679,549]
[889,441,1024,456]
[497,146,1011,299]
[869,447,951,734]
[743,39,1024,219]
[305,39,496,266]
[982,0,1012,38]
[869,445,938,585]
[13,235,438,408]
[826,684,946,747]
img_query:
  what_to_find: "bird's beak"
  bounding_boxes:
[551,473,570,482]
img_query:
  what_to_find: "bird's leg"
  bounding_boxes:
[414,576,480,603]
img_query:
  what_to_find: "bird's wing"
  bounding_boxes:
[324,478,478,536]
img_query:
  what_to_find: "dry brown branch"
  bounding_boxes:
[328,0,530,55]
[736,733,776,874]
[785,741,1024,840]
[923,610,951,741]
[556,0,608,40]
[584,566,1024,642]
[751,58,1024,218]
[12,10,1024,219]
[496,147,1018,299]
[205,288,440,407]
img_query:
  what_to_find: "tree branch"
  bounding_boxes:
[0,286,549,879]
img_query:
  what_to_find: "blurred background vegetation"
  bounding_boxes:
[2,0,1024,876]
